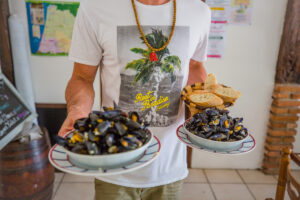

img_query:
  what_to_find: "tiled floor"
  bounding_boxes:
[52,169,300,200]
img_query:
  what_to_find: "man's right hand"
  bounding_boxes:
[58,62,99,137]
[58,110,88,137]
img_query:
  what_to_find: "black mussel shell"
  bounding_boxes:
[187,108,247,142]
[105,133,116,147]
[115,121,127,136]
[55,136,68,147]
[96,121,112,134]
[86,141,100,155]
[74,118,89,132]
[129,111,140,123]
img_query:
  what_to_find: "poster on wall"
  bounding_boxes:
[206,0,231,24]
[207,23,227,59]
[26,1,80,56]
[230,0,253,25]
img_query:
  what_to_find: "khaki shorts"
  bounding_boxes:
[94,179,183,200]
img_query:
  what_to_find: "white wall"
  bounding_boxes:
[8,0,101,110]
[8,0,299,169]
[191,0,300,169]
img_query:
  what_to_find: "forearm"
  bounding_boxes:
[65,77,95,117]
[65,62,98,117]
[58,63,98,136]
[187,59,207,85]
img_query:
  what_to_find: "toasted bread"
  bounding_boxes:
[204,73,217,90]
[213,86,241,103]
[192,90,211,94]
[188,92,224,107]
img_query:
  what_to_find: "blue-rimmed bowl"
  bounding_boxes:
[62,130,153,170]
[183,119,248,151]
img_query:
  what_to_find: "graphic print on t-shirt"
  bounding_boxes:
[117,26,189,127]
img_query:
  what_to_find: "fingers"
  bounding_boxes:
[58,111,88,137]
[58,118,74,137]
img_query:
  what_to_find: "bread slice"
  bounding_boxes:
[192,90,210,94]
[213,86,241,103]
[188,92,223,107]
[204,73,217,90]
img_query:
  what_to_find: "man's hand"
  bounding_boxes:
[187,59,207,85]
[58,62,98,137]
[58,108,88,137]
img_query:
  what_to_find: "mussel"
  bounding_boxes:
[56,106,149,155]
[187,107,248,142]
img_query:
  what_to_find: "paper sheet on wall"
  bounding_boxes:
[206,0,231,24]
[25,1,80,56]
[230,0,253,25]
[207,23,227,59]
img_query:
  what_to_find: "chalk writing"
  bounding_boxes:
[0,80,31,138]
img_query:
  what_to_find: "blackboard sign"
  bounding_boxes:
[0,73,36,150]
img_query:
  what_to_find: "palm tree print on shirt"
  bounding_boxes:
[125,28,182,85]
[125,28,182,126]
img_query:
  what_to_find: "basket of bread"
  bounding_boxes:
[181,73,241,116]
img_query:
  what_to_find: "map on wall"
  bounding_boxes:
[26,1,80,56]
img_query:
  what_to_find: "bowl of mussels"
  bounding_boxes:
[56,105,152,170]
[184,108,248,151]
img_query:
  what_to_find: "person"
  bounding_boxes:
[58,0,211,199]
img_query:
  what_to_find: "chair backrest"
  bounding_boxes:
[286,153,300,200]
[275,149,300,200]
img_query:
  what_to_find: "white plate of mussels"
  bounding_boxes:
[177,108,255,154]
[48,109,161,176]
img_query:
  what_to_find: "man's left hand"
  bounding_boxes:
[187,59,207,85]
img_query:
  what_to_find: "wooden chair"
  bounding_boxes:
[266,148,300,200]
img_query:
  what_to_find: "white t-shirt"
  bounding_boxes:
[69,0,211,188]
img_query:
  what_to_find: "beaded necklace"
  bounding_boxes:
[131,0,177,61]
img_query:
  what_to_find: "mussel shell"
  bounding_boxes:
[130,129,148,140]
[108,145,119,153]
[209,133,227,141]
[86,141,100,155]
[233,117,243,124]
[89,113,99,122]
[234,125,243,133]
[114,121,127,136]
[70,107,150,155]
[71,143,87,154]
[123,118,142,130]
[202,125,212,132]
[204,131,214,138]
[96,121,112,134]
[195,132,207,139]
[205,108,219,116]
[74,118,90,132]
[55,136,68,147]
[239,128,248,137]
[120,138,138,150]
[209,116,220,125]
[231,135,244,140]
[219,109,229,115]
[129,111,140,123]
[87,130,99,142]
[105,133,116,147]
[101,110,122,120]
[123,134,141,145]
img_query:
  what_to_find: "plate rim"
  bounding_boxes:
[176,124,256,155]
[48,135,161,176]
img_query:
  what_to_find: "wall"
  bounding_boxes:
[191,0,299,169]
[8,0,299,169]
[8,0,101,110]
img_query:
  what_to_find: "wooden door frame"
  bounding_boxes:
[0,0,14,84]
[275,0,300,84]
